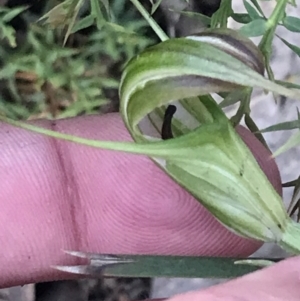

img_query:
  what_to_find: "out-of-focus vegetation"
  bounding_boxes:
[0,0,155,120]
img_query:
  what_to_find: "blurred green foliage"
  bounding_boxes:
[0,0,155,120]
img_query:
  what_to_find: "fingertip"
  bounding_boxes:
[0,113,283,287]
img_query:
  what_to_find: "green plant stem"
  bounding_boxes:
[259,0,288,80]
[259,0,288,49]
[129,0,168,41]
[230,88,252,126]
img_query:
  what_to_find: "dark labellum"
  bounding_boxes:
[161,105,177,140]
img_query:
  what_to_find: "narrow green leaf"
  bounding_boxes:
[0,25,17,47]
[169,10,211,26]
[63,0,86,45]
[287,176,300,216]
[2,6,28,22]
[244,114,269,150]
[100,0,110,16]
[71,15,95,33]
[259,120,300,133]
[91,0,106,28]
[100,255,280,278]
[130,0,169,41]
[0,7,9,13]
[282,16,300,33]
[275,80,300,90]
[150,0,163,15]
[104,22,136,35]
[239,19,267,37]
[56,252,284,278]
[283,178,299,188]
[243,0,261,20]
[273,131,300,157]
[277,35,300,58]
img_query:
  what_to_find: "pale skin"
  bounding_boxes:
[1,113,300,299]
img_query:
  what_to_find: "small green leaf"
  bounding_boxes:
[277,35,300,58]
[231,13,252,24]
[248,0,265,16]
[243,0,261,20]
[282,16,300,32]
[239,19,267,37]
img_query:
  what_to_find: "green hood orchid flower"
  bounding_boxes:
[118,28,300,254]
[1,28,300,256]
